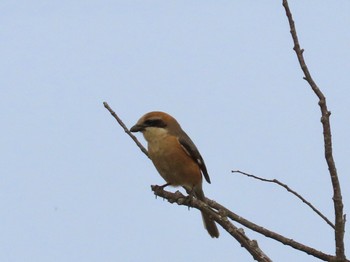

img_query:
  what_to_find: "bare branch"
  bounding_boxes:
[152,185,272,262]
[282,1,346,260]
[152,186,337,261]
[103,102,149,157]
[232,170,335,229]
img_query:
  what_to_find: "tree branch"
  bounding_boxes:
[152,185,272,262]
[232,170,335,229]
[282,1,346,260]
[152,186,337,261]
[103,102,149,157]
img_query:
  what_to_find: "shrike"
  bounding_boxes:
[130,111,219,238]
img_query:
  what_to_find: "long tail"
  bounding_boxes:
[195,187,219,238]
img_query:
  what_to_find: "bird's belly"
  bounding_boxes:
[148,141,201,187]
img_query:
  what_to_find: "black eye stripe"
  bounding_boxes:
[144,119,167,128]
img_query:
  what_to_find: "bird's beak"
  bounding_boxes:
[130,124,144,132]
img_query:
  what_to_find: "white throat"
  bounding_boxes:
[143,127,168,143]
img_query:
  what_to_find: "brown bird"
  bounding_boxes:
[130,111,219,238]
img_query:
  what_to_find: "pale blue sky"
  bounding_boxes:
[1,1,349,261]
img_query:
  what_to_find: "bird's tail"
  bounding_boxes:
[195,187,219,238]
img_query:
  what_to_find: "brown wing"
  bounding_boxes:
[178,133,211,184]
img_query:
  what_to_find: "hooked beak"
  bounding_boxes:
[130,124,144,132]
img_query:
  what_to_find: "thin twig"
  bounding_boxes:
[103,102,149,157]
[282,1,346,260]
[232,170,335,229]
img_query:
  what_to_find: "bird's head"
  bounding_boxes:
[130,111,181,142]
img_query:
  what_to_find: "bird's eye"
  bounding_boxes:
[144,119,166,128]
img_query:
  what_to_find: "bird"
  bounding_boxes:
[130,111,219,238]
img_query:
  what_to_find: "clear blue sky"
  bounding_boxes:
[1,1,349,261]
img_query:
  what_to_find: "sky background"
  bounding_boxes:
[1,1,349,261]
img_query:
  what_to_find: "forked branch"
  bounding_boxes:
[151,185,334,261]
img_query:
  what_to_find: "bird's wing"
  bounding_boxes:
[178,133,211,184]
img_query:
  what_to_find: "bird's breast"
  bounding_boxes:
[147,136,202,187]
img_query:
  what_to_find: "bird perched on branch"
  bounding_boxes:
[130,111,219,238]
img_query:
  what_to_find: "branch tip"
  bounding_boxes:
[233,169,335,229]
